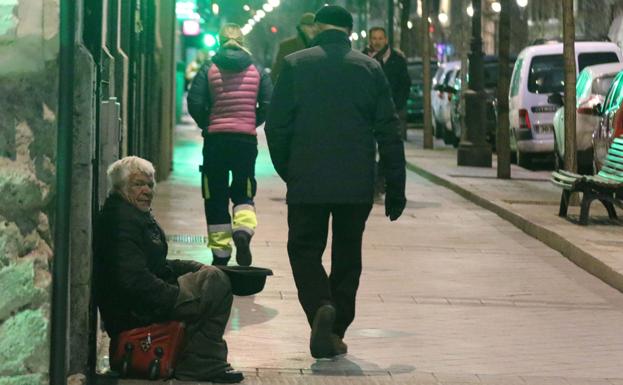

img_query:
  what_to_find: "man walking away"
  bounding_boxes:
[265,5,407,359]
[271,13,318,83]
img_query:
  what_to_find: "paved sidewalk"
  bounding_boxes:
[403,130,623,294]
[99,122,623,385]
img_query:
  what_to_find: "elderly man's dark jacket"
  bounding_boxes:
[95,193,202,336]
[265,29,406,204]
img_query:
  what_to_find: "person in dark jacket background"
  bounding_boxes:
[271,12,318,83]
[265,5,406,359]
[363,26,411,199]
[187,23,273,267]
[94,156,243,383]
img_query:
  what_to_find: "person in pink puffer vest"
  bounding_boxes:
[187,23,273,267]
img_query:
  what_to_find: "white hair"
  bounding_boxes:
[106,156,156,195]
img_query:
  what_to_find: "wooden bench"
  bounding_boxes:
[551,137,623,225]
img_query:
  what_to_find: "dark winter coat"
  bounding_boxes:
[363,46,411,111]
[94,194,203,336]
[271,30,311,83]
[265,29,406,204]
[187,47,273,143]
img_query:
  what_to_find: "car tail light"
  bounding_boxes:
[577,107,597,116]
[614,111,623,138]
[519,109,531,129]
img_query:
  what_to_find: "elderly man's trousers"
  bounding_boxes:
[172,266,233,381]
[287,203,372,338]
[201,138,258,263]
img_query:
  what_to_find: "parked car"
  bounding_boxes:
[551,62,623,173]
[509,41,622,168]
[431,61,461,139]
[593,69,623,172]
[449,56,516,148]
[406,58,438,125]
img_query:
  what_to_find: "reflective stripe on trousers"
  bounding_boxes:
[207,224,232,258]
[232,204,257,236]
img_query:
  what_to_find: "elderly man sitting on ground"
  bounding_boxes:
[94,156,243,383]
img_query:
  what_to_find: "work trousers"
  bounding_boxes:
[287,203,373,338]
[201,138,258,260]
[172,266,233,381]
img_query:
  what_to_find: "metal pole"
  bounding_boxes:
[457,0,492,167]
[51,0,75,383]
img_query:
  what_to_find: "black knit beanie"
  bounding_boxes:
[314,5,353,30]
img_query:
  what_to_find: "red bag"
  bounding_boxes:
[109,321,186,380]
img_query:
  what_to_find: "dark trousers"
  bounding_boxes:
[172,267,233,380]
[287,203,372,338]
[202,138,258,226]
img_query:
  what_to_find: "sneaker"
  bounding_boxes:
[233,231,252,266]
[310,304,336,359]
[206,369,244,383]
[331,334,348,355]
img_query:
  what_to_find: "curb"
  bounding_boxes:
[406,161,623,294]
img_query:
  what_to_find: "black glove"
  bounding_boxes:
[385,196,406,221]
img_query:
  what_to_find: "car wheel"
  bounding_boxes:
[516,148,532,169]
[442,126,455,145]
[433,119,443,139]
[577,149,594,175]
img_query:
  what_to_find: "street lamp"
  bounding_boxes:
[457,0,492,167]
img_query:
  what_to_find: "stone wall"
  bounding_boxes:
[0,0,59,384]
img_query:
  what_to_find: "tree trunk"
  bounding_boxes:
[497,0,511,179]
[563,0,577,172]
[422,0,433,149]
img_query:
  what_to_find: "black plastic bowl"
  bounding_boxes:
[215,266,273,296]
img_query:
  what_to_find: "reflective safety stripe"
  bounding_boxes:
[246,178,252,198]
[208,224,232,256]
[202,173,210,199]
[232,205,257,235]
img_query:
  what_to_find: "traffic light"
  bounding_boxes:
[270,25,278,34]
[203,32,218,48]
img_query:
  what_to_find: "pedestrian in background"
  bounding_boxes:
[185,50,208,90]
[265,5,406,359]
[270,12,318,83]
[363,26,411,201]
[187,23,273,267]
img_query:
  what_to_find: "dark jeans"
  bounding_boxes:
[172,267,233,381]
[287,203,372,338]
[202,138,258,226]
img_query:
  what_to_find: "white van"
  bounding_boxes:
[508,41,622,168]
[431,61,460,139]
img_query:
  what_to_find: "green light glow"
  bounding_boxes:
[203,33,218,48]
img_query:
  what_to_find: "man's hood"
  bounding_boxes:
[212,47,253,72]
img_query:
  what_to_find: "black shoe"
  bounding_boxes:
[211,256,230,266]
[207,369,244,383]
[310,304,336,359]
[233,231,252,266]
